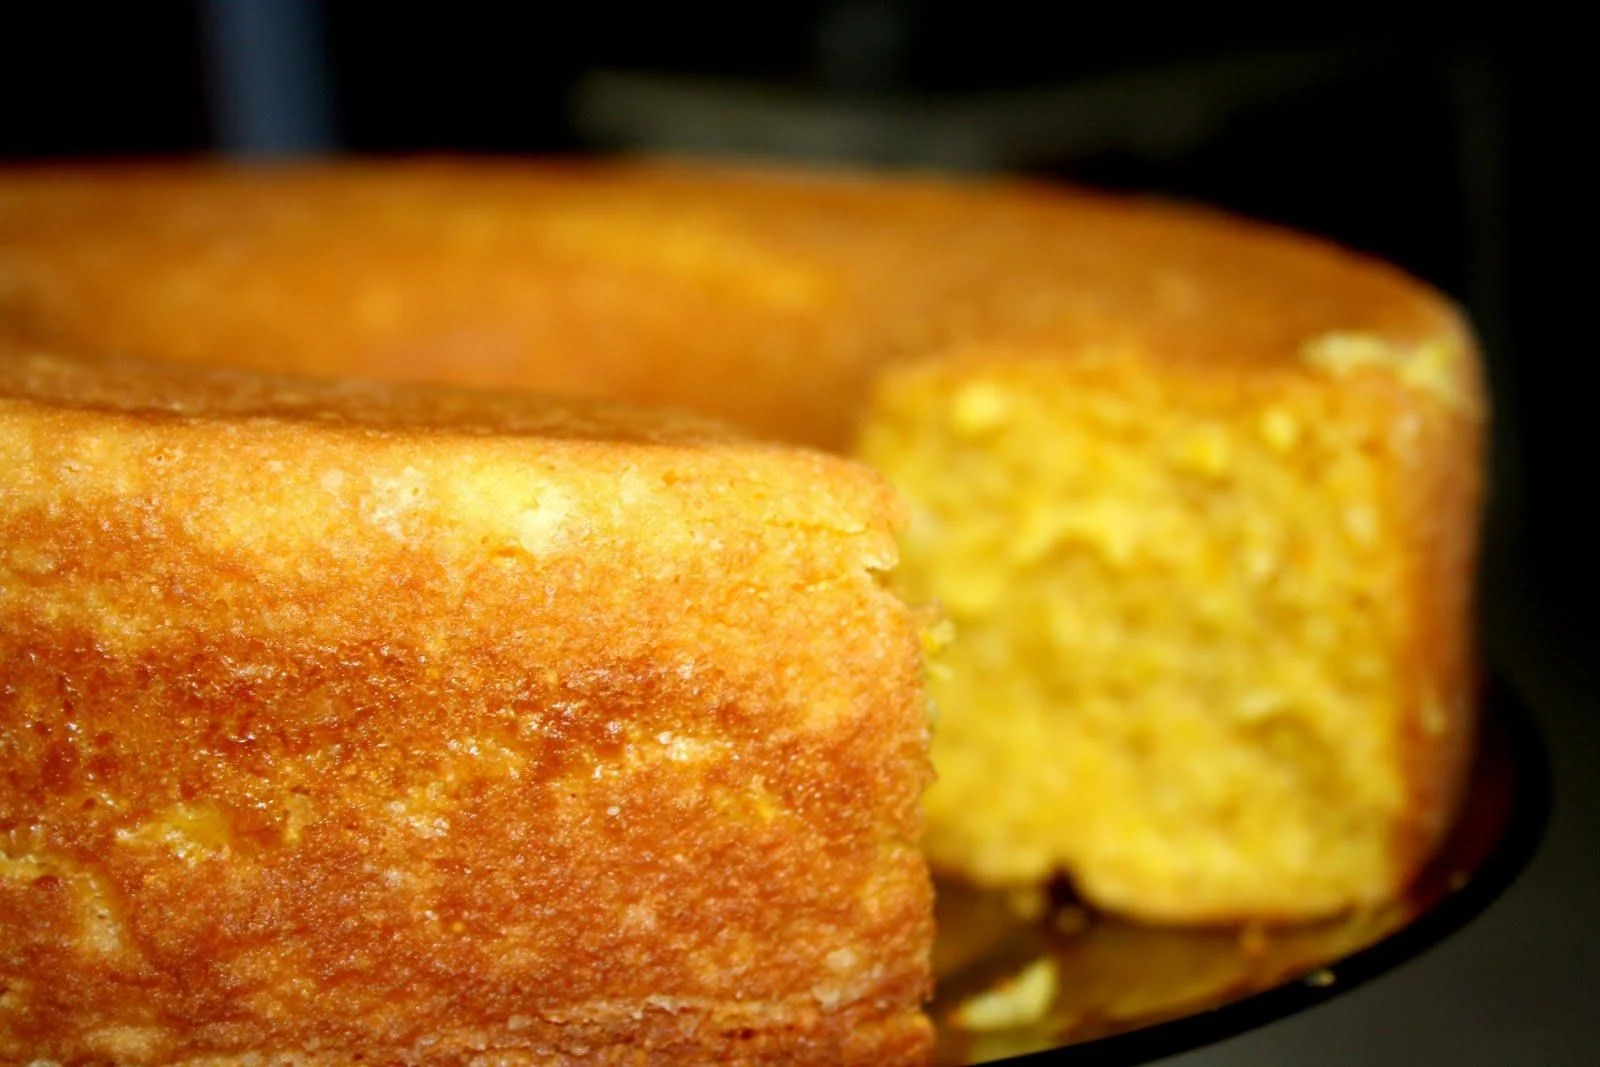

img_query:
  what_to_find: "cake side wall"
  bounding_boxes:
[0,404,933,1064]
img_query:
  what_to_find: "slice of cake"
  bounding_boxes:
[0,347,934,1064]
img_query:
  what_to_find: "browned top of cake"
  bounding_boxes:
[0,159,1478,449]
[2,340,783,447]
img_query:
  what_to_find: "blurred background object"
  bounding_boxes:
[0,4,1588,1063]
[199,0,337,155]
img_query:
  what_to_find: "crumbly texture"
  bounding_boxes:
[860,346,1480,921]
[0,161,1484,929]
[0,351,933,1064]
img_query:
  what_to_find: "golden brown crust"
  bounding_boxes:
[1,349,932,1064]
[1386,313,1488,882]
[0,159,1463,450]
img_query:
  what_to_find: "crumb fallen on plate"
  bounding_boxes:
[1053,904,1091,938]
[951,957,1060,1032]
[1003,886,1050,922]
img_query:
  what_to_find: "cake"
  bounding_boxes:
[0,348,934,1064]
[0,160,1485,931]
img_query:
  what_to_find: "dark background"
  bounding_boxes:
[1,5,1590,1063]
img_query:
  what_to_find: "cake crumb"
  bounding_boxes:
[951,957,1058,1031]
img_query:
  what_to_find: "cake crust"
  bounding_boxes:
[1,350,933,1064]
[0,159,1474,449]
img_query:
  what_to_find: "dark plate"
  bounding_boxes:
[932,670,1551,1065]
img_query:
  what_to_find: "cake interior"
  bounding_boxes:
[861,352,1422,920]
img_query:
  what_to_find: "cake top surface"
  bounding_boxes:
[0,342,736,446]
[0,158,1477,448]
[0,342,907,562]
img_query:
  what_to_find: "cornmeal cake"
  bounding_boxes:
[0,161,1485,928]
[0,348,934,1065]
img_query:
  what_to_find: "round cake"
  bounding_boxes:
[0,159,1486,1059]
